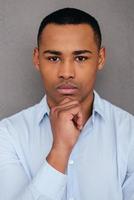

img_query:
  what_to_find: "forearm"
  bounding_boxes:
[0,160,67,200]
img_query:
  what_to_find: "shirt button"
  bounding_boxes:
[69,159,74,165]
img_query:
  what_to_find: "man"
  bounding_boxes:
[0,7,134,200]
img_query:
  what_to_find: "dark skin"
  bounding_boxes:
[33,24,105,173]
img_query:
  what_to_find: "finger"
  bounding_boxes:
[58,105,83,125]
[60,97,73,104]
[51,100,79,113]
[76,112,83,130]
[73,111,83,129]
[50,98,73,113]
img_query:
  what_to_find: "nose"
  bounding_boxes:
[58,60,75,80]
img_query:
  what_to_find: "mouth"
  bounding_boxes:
[56,83,78,95]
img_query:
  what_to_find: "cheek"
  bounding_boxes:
[79,66,97,82]
[40,67,58,89]
[77,67,97,91]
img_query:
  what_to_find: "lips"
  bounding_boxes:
[56,83,78,95]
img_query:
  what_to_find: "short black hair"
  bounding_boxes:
[37,7,102,49]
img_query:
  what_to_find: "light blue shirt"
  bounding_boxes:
[0,91,134,200]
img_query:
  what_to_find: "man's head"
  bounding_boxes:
[33,8,105,108]
[37,7,102,49]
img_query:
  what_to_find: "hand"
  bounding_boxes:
[50,97,83,152]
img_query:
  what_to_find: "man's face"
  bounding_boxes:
[34,24,105,107]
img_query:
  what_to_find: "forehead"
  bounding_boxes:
[39,24,97,50]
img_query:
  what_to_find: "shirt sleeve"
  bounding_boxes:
[0,127,67,200]
[122,127,134,200]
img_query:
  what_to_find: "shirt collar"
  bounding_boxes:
[37,90,105,124]
[37,95,50,124]
[92,90,105,122]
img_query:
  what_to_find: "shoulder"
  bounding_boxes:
[0,101,41,140]
[102,97,134,123]
[98,96,134,160]
[99,96,134,145]
[0,102,37,125]
[94,91,134,125]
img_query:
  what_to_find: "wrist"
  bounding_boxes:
[46,146,72,173]
[52,142,73,155]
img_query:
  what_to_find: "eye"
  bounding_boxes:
[75,56,88,62]
[47,56,61,62]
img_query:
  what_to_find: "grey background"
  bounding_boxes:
[0,0,134,119]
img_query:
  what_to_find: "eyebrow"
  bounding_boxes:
[43,50,93,55]
[43,50,61,55]
[73,50,93,55]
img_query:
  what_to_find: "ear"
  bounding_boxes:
[33,47,40,71]
[97,47,106,70]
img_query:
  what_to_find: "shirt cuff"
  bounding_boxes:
[32,160,67,199]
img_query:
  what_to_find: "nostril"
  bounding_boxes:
[58,73,75,79]
[58,70,75,79]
